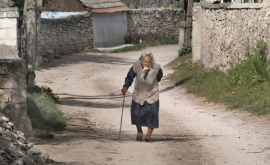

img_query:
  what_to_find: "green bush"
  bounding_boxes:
[27,93,66,132]
[27,85,59,103]
[178,44,192,56]
[168,40,270,116]
[27,85,65,137]
[228,40,270,86]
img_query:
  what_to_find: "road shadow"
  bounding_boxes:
[160,77,192,94]
[55,92,133,108]
[56,76,192,108]
[57,93,132,100]
[45,127,204,165]
[51,161,86,165]
[39,53,135,70]
[37,125,202,145]
[58,98,131,109]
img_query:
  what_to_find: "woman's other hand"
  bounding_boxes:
[121,86,128,95]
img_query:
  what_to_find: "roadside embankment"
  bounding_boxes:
[0,113,51,165]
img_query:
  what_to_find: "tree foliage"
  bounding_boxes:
[11,0,51,9]
[11,0,24,9]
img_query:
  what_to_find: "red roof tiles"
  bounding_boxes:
[80,0,130,13]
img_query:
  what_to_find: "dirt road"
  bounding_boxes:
[35,45,270,165]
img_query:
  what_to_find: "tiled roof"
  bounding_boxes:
[79,0,130,13]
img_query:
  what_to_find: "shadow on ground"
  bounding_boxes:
[159,77,191,94]
[51,161,86,165]
[56,76,190,109]
[56,76,191,109]
[58,97,131,109]
[37,125,202,145]
[57,93,131,100]
[40,53,135,70]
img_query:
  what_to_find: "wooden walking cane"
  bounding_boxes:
[119,95,125,141]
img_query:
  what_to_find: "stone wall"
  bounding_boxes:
[0,7,19,59]
[127,9,184,42]
[39,9,184,55]
[127,0,171,8]
[197,2,269,71]
[0,59,32,137]
[38,12,93,57]
[127,0,185,10]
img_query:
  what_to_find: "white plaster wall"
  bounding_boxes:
[198,3,269,71]
[192,4,202,62]
[0,18,18,58]
[0,18,17,46]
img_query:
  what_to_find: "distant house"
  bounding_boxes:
[43,0,88,12]
[80,0,130,48]
[42,0,130,48]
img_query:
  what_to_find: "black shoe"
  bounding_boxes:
[145,138,153,143]
[136,134,143,141]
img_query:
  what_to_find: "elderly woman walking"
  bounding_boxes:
[121,51,163,142]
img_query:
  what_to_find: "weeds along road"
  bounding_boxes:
[35,45,270,165]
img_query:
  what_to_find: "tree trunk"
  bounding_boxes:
[25,0,36,86]
[20,0,28,59]
[35,0,43,66]
[37,0,43,37]
[185,0,193,47]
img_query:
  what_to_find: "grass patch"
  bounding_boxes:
[28,85,60,103]
[168,40,270,116]
[35,66,43,71]
[27,85,66,137]
[83,48,101,53]
[178,44,192,56]
[112,37,178,53]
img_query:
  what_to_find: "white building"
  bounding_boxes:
[0,2,19,59]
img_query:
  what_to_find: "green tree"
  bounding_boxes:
[11,0,50,9]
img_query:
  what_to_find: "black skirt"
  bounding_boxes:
[131,100,159,128]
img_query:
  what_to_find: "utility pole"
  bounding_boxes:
[185,0,193,46]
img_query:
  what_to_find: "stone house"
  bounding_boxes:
[43,0,130,48]
[43,0,88,12]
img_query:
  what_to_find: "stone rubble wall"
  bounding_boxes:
[198,2,269,71]
[0,59,32,138]
[126,0,171,8]
[38,12,93,58]
[127,9,184,42]
[0,113,50,165]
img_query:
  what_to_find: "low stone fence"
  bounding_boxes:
[195,2,269,71]
[127,0,171,8]
[127,9,184,42]
[0,59,32,137]
[38,12,93,58]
